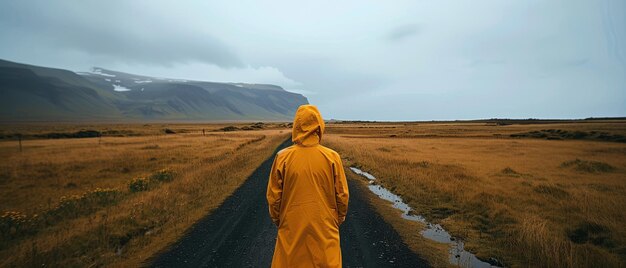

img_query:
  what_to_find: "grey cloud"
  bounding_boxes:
[0,2,242,67]
[386,24,420,41]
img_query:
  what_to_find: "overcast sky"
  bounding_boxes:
[1,1,624,120]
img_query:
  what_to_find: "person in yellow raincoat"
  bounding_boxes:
[266,104,349,268]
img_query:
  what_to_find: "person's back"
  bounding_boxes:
[267,105,349,268]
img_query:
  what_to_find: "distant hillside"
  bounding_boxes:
[0,59,308,122]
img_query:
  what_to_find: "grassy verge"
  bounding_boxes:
[0,125,289,267]
[325,122,626,267]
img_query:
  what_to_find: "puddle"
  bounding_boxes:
[349,167,377,181]
[349,167,501,268]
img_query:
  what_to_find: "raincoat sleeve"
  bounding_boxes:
[266,155,283,226]
[334,155,349,225]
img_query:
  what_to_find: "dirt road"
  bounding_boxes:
[149,139,429,267]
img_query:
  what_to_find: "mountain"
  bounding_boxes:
[0,59,308,122]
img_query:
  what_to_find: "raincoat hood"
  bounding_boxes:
[292,104,325,147]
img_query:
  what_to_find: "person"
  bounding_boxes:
[266,104,349,268]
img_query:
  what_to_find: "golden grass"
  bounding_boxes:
[0,123,289,267]
[326,121,626,267]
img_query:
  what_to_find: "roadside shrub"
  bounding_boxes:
[561,159,615,173]
[566,221,614,248]
[34,130,101,139]
[86,188,121,206]
[0,211,37,240]
[220,126,239,131]
[1,188,121,243]
[129,178,150,192]
[52,188,122,218]
[56,195,83,215]
[150,169,174,182]
[501,167,520,176]
[248,122,265,129]
[128,169,175,194]
[510,129,626,143]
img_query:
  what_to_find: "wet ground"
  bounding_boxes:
[148,140,429,267]
[350,167,500,268]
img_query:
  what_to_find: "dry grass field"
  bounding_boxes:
[2,120,624,267]
[0,123,290,267]
[325,120,626,267]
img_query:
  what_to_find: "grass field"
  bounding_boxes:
[2,120,625,267]
[325,120,626,267]
[0,123,289,267]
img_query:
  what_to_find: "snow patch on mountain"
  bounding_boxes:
[113,84,132,92]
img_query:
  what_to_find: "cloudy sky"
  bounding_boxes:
[1,0,624,120]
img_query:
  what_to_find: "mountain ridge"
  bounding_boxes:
[0,59,308,122]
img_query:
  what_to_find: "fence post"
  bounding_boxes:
[18,133,22,152]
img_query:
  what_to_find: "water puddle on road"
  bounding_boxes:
[349,167,501,268]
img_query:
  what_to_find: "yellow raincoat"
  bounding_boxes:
[267,105,349,268]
